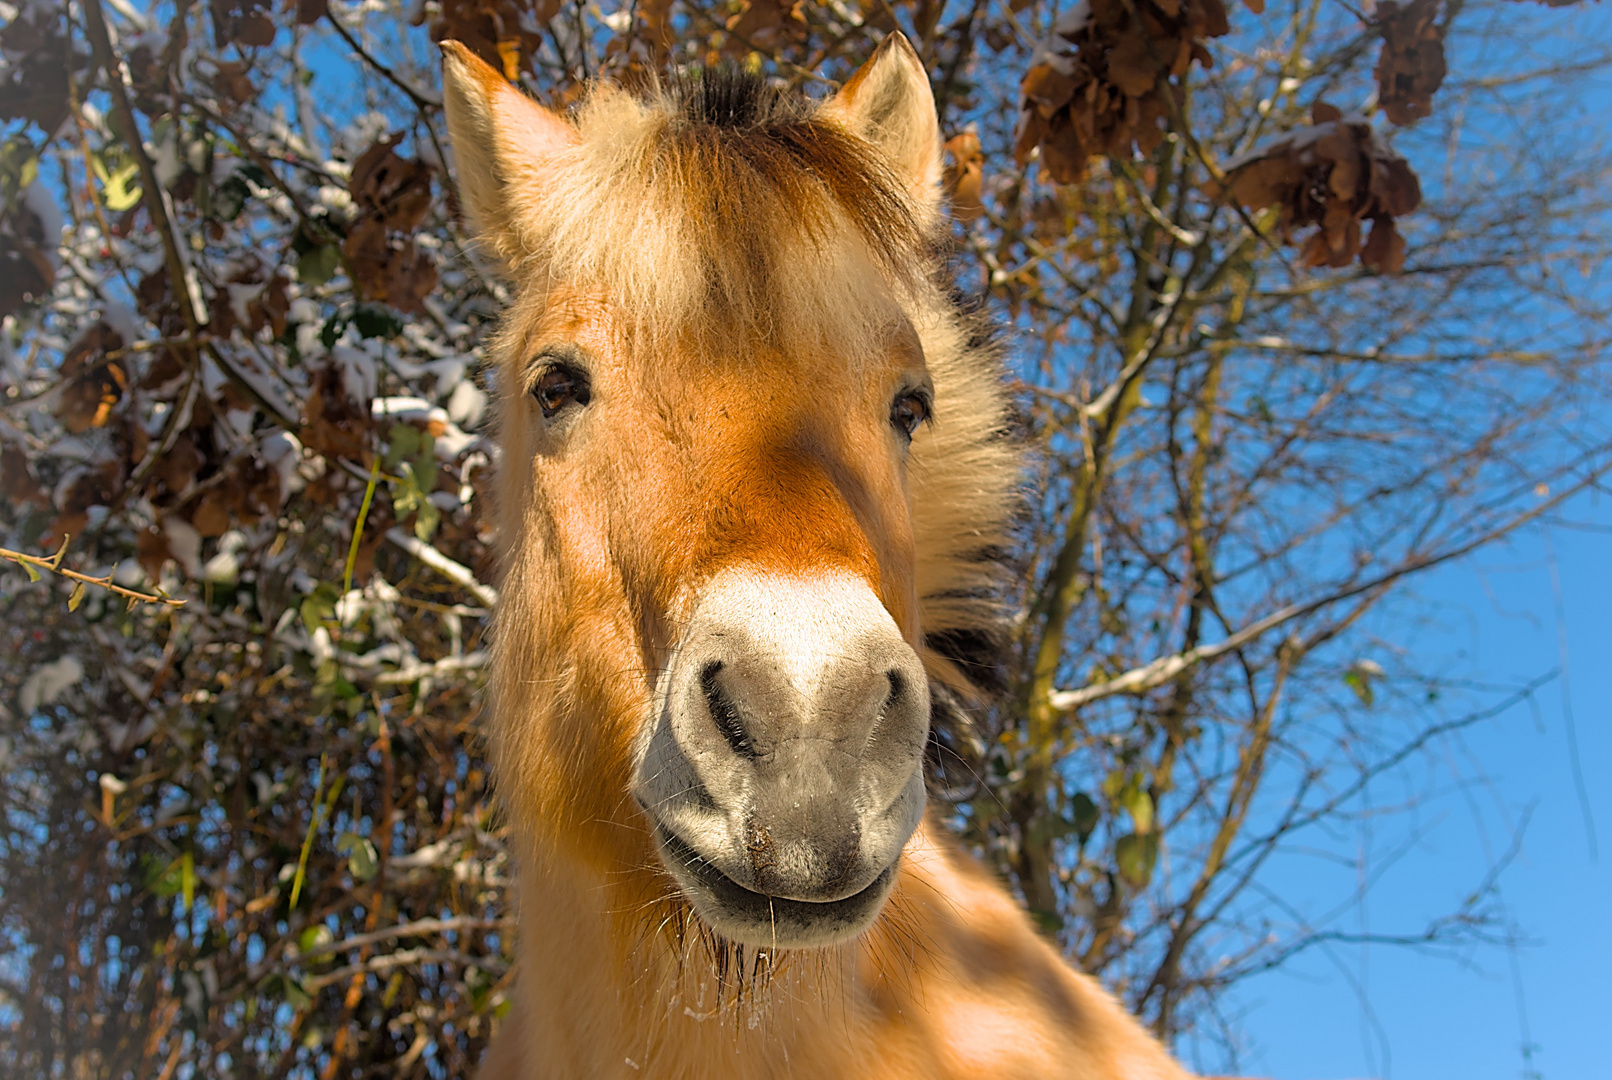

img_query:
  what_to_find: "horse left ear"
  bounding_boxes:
[822,33,943,218]
[439,41,579,272]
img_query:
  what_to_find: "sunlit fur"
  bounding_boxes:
[443,34,1195,1080]
[468,71,926,357]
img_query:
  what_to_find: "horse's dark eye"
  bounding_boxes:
[534,366,590,418]
[891,390,930,439]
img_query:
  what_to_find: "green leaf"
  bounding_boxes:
[1068,791,1099,841]
[1029,907,1064,935]
[1344,660,1382,707]
[336,831,379,881]
[290,220,321,255]
[257,972,312,1010]
[147,854,184,896]
[1115,832,1158,888]
[351,304,403,340]
[0,134,39,202]
[67,581,86,611]
[298,924,333,954]
[23,561,40,582]
[391,466,421,517]
[412,435,437,492]
[319,312,347,349]
[413,497,440,541]
[384,423,421,470]
[1119,785,1153,834]
[96,158,143,212]
[297,244,341,287]
[180,850,195,911]
[299,581,342,635]
[148,851,195,907]
[283,977,313,1010]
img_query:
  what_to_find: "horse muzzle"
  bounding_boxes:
[633,569,930,948]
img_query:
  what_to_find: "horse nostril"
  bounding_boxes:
[699,661,757,760]
[884,669,906,711]
[865,668,911,752]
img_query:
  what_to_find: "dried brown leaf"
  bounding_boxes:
[1361,217,1408,273]
[135,527,172,581]
[944,132,987,222]
[429,0,557,81]
[1217,117,1421,273]
[1376,0,1447,126]
[1,442,43,506]
[1016,0,1229,180]
[726,0,808,51]
[209,0,277,48]
[0,203,56,318]
[0,11,79,132]
[1023,61,1084,118]
[300,364,373,462]
[349,138,434,232]
[190,488,235,538]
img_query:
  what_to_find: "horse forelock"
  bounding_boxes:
[505,70,932,355]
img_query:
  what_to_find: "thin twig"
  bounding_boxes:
[300,947,505,993]
[0,539,185,608]
[385,528,498,608]
[296,916,513,960]
[325,12,442,109]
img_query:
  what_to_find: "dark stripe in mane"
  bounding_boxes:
[644,69,928,326]
[671,68,812,131]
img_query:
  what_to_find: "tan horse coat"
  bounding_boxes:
[439,34,1199,1080]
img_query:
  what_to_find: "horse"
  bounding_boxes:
[439,33,1197,1079]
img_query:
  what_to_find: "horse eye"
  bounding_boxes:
[891,390,930,439]
[533,366,590,419]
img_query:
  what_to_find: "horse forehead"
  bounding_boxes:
[508,254,910,373]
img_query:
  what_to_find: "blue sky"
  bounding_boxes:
[1215,5,1612,1073]
[1227,497,1611,1080]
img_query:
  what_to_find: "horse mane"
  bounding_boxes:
[904,289,1017,794]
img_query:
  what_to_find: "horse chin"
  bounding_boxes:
[652,825,899,949]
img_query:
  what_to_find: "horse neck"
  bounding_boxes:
[510,827,878,1075]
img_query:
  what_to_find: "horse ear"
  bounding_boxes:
[821,33,942,216]
[439,41,578,270]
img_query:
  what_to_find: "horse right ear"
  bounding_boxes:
[820,33,943,221]
[439,42,578,271]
